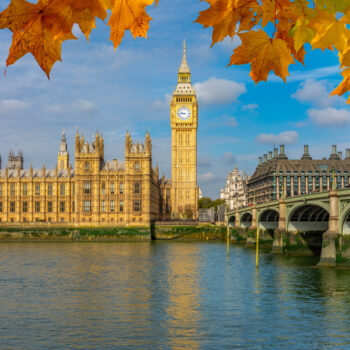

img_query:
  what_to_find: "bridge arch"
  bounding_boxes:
[240,212,252,228]
[258,208,279,230]
[341,207,350,235]
[287,204,329,232]
[228,215,236,227]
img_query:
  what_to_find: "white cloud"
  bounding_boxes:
[194,77,246,105]
[292,79,344,108]
[255,131,299,145]
[223,115,238,127]
[153,93,171,110]
[73,99,98,114]
[221,152,236,164]
[308,107,350,126]
[198,172,222,183]
[241,103,258,111]
[0,99,30,113]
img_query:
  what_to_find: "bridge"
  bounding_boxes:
[226,187,350,267]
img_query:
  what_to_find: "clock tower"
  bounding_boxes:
[170,41,198,219]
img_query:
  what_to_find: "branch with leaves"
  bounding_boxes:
[1,0,350,103]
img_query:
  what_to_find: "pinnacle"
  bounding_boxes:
[179,39,190,73]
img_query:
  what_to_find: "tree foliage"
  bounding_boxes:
[1,0,350,102]
[199,197,225,210]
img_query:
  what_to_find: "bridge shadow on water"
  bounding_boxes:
[299,231,324,256]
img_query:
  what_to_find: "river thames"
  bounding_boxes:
[1,242,350,349]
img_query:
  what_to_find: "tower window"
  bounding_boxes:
[110,183,115,195]
[22,183,28,196]
[60,201,65,213]
[134,161,141,171]
[134,182,141,194]
[119,200,124,212]
[83,182,91,194]
[35,201,40,213]
[119,183,124,194]
[22,201,28,213]
[35,184,40,196]
[10,201,15,212]
[48,202,53,213]
[110,200,115,212]
[60,184,65,196]
[84,162,90,172]
[10,184,15,196]
[101,200,106,212]
[83,200,91,212]
[101,182,106,195]
[133,200,141,212]
[48,183,53,196]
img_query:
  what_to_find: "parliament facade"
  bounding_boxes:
[0,43,198,225]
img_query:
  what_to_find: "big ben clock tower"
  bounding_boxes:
[170,41,199,219]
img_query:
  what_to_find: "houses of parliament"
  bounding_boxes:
[0,43,199,225]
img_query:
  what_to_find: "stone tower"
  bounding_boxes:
[58,130,69,170]
[8,150,23,170]
[170,41,198,219]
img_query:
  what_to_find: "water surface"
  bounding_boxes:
[1,242,350,349]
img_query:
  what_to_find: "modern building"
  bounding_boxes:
[247,144,350,204]
[0,42,199,225]
[220,167,249,210]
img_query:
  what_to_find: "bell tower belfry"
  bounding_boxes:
[170,41,198,219]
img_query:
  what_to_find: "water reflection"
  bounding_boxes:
[0,242,350,349]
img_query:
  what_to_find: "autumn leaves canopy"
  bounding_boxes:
[1,0,350,101]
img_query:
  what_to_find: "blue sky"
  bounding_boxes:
[1,0,350,198]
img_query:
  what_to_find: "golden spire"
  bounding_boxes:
[179,39,190,73]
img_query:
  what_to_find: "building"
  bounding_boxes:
[220,167,249,210]
[248,144,350,205]
[163,40,199,220]
[0,43,199,225]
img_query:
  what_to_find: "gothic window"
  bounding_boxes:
[110,201,115,212]
[48,184,53,196]
[10,201,15,212]
[133,200,141,212]
[0,184,2,196]
[83,200,91,212]
[23,183,28,196]
[179,134,183,146]
[83,182,91,194]
[84,162,90,172]
[10,184,15,196]
[35,184,40,196]
[35,202,40,213]
[72,201,75,213]
[60,160,64,168]
[60,184,65,196]
[110,183,115,195]
[0,202,2,212]
[60,201,65,213]
[101,200,106,212]
[72,184,75,195]
[134,161,141,171]
[185,133,190,146]
[101,182,106,195]
[119,200,123,212]
[134,182,141,194]
[119,183,124,194]
[22,201,28,213]
[48,202,53,213]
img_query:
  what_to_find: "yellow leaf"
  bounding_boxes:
[229,29,295,83]
[308,10,350,52]
[261,0,291,28]
[289,17,315,51]
[330,68,350,101]
[108,0,155,49]
[0,0,36,31]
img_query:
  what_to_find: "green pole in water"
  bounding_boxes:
[256,227,259,269]
[227,225,230,256]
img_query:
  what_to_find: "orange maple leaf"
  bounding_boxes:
[108,0,155,49]
[330,68,350,102]
[229,29,294,83]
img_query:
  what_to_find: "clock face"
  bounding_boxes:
[177,107,191,121]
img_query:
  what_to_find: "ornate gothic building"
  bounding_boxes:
[0,43,199,225]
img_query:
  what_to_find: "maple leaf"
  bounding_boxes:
[195,0,260,46]
[330,68,350,102]
[308,10,350,52]
[261,0,292,28]
[289,17,315,51]
[108,0,155,49]
[229,29,294,83]
[314,0,350,14]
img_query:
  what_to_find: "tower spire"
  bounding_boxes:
[179,39,190,74]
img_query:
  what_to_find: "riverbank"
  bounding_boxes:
[0,224,226,242]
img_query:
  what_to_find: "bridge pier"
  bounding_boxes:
[246,206,256,247]
[272,199,286,254]
[318,189,338,267]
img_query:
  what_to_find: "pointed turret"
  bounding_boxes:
[179,39,190,74]
[145,130,152,155]
[58,130,69,170]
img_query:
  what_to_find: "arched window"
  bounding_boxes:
[134,161,141,171]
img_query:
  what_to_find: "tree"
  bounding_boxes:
[1,0,350,102]
[199,197,225,210]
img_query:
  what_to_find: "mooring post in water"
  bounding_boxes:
[256,228,259,269]
[227,226,230,256]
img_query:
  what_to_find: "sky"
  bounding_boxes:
[1,0,350,198]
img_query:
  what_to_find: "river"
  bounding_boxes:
[1,242,350,349]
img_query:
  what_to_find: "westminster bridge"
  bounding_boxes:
[226,188,350,267]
